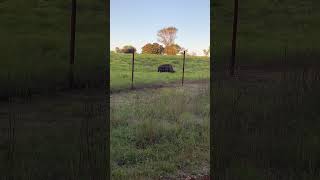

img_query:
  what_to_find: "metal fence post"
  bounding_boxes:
[230,0,238,77]
[69,0,77,88]
[182,51,186,86]
[131,51,135,89]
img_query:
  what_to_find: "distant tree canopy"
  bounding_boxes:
[203,49,209,56]
[157,27,178,47]
[179,47,188,55]
[115,45,136,54]
[164,44,182,55]
[191,52,197,56]
[142,43,164,54]
[157,27,185,56]
[203,46,210,56]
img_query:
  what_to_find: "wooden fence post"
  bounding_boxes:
[131,51,135,89]
[69,0,77,88]
[230,0,238,77]
[182,51,186,86]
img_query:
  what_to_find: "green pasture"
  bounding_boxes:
[111,52,209,91]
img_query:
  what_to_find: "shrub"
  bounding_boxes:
[164,44,182,55]
[115,47,121,53]
[116,45,136,54]
[142,43,164,54]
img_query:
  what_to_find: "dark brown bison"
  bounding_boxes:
[157,64,175,73]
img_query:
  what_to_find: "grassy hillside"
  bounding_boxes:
[212,0,320,67]
[0,89,107,179]
[111,83,209,179]
[0,1,107,177]
[0,0,107,98]
[111,52,209,91]
[212,67,320,179]
[212,1,320,178]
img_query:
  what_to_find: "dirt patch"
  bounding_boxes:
[159,175,210,180]
[110,79,209,95]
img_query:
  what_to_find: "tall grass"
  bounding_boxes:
[0,89,107,179]
[111,83,210,179]
[212,68,320,179]
[0,0,107,98]
[111,52,209,91]
[212,0,320,68]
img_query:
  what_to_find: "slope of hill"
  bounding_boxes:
[111,52,210,91]
[212,0,320,67]
[0,0,107,98]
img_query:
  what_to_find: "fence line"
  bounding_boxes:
[182,51,186,86]
[131,51,135,89]
[129,50,191,89]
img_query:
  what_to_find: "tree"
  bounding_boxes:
[116,45,136,54]
[179,47,188,55]
[122,45,136,53]
[174,44,182,53]
[115,47,121,53]
[185,51,197,56]
[203,49,209,56]
[164,44,182,55]
[142,43,164,54]
[203,46,210,56]
[157,27,178,47]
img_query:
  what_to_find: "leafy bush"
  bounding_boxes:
[164,44,182,55]
[142,43,164,54]
[116,45,136,54]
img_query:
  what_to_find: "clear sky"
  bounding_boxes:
[111,0,210,56]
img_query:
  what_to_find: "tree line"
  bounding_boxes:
[115,27,210,56]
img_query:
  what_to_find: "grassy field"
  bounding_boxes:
[212,1,320,178]
[0,81,210,179]
[2,0,320,179]
[0,0,107,98]
[212,0,320,68]
[111,82,209,179]
[0,1,108,178]
[0,1,210,179]
[0,89,107,179]
[211,0,320,179]
[110,52,209,91]
[110,53,210,179]
[212,67,320,179]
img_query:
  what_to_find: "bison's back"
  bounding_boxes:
[158,64,175,73]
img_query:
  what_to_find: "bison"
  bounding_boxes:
[157,64,175,73]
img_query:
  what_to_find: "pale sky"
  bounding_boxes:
[111,0,210,56]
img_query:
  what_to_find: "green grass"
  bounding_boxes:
[0,89,107,179]
[212,2,320,177]
[212,0,320,68]
[111,52,209,91]
[0,0,210,96]
[2,1,320,179]
[111,83,209,179]
[0,0,107,98]
[212,68,320,179]
[0,1,108,178]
